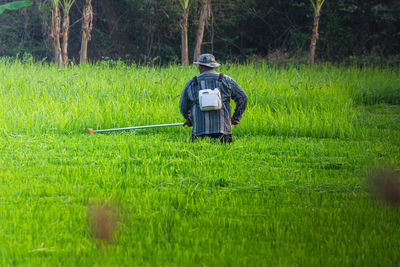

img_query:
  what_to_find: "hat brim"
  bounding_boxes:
[193,62,221,68]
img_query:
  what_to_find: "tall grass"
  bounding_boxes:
[0,60,399,266]
[0,61,398,138]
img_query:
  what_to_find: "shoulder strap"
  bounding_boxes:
[218,73,224,82]
[192,76,198,86]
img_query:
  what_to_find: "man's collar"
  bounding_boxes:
[199,69,217,75]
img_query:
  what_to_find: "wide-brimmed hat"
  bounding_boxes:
[193,54,220,68]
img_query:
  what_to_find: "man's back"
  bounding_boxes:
[180,69,247,136]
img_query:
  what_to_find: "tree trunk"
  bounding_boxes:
[180,5,189,65]
[61,12,70,65]
[193,0,211,62]
[50,3,62,66]
[80,0,93,64]
[309,9,320,64]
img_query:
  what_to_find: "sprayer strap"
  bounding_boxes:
[193,74,222,86]
[192,76,198,86]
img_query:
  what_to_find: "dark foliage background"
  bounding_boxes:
[0,0,399,64]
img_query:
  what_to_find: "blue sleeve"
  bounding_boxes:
[227,77,247,120]
[179,80,193,120]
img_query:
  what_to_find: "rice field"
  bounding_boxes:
[0,59,399,266]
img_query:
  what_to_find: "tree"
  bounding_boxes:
[0,0,32,15]
[50,0,63,66]
[61,0,75,65]
[0,0,33,56]
[80,0,93,64]
[179,0,190,65]
[193,0,211,62]
[309,0,326,64]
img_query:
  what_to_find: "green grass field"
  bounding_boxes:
[0,60,399,266]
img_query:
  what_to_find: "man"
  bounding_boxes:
[179,53,247,143]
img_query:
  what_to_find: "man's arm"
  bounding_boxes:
[229,78,248,123]
[179,81,192,121]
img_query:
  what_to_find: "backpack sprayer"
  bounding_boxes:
[88,123,184,135]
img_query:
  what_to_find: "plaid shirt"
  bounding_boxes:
[179,70,247,136]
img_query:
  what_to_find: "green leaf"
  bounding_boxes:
[0,1,33,15]
[179,0,190,9]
